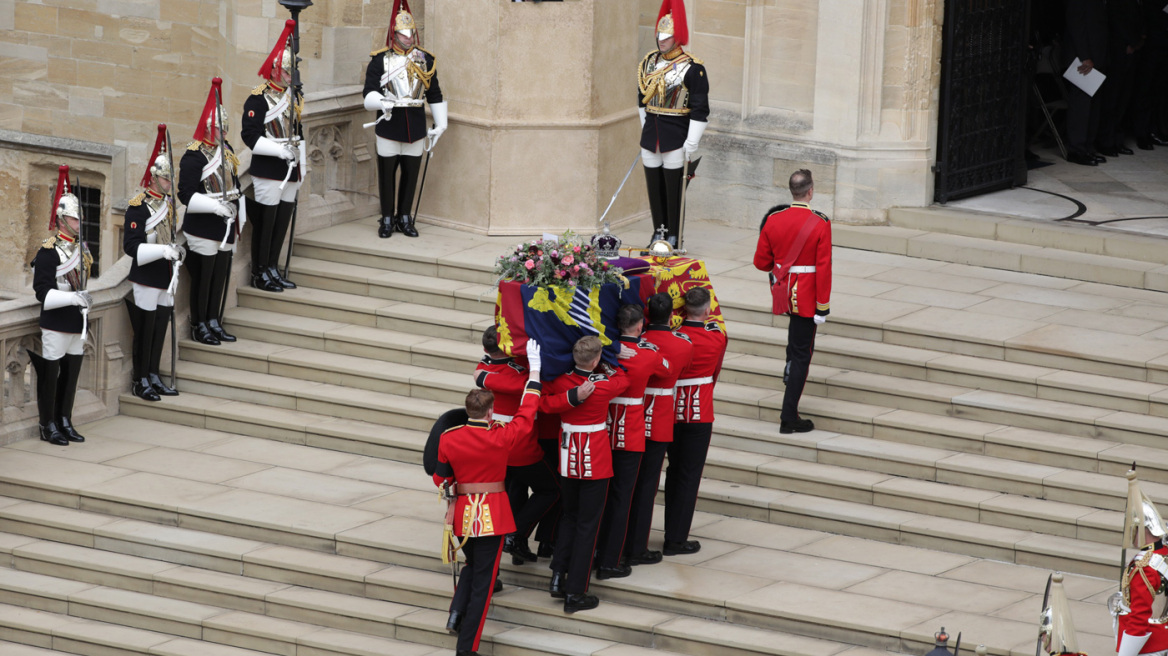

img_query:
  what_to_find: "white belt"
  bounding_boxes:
[492,413,513,423]
[562,422,607,433]
[788,266,816,273]
[610,397,642,406]
[392,99,425,107]
[645,387,674,397]
[677,376,714,386]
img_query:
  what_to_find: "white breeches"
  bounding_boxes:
[41,329,84,361]
[252,178,301,206]
[641,148,685,170]
[377,136,426,158]
[186,234,234,256]
[131,283,174,312]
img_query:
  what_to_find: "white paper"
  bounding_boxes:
[542,232,560,243]
[1063,58,1106,97]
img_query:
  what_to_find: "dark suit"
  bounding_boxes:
[1064,0,1109,157]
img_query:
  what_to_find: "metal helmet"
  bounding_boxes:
[149,153,172,183]
[57,192,81,222]
[657,14,674,42]
[204,107,229,138]
[394,10,415,38]
[1039,573,1080,656]
[1126,469,1167,548]
[655,0,689,45]
[388,0,416,43]
[278,42,294,75]
[1144,499,1167,538]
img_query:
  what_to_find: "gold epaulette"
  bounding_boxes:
[251,82,268,95]
[40,236,58,249]
[187,141,201,151]
[128,192,145,207]
[371,46,390,57]
[688,53,704,65]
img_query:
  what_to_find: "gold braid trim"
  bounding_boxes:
[82,248,93,278]
[128,192,145,207]
[41,236,58,249]
[1124,549,1156,607]
[251,82,267,96]
[226,148,241,176]
[371,46,390,57]
[638,50,691,107]
[187,141,201,151]
[406,54,436,90]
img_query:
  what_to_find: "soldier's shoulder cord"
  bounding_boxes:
[370,46,390,57]
[128,192,145,207]
[186,141,201,151]
[687,53,704,66]
[40,236,58,250]
[251,82,268,96]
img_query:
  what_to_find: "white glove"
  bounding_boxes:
[75,290,93,309]
[428,102,448,149]
[638,107,647,129]
[252,136,295,161]
[363,91,385,112]
[526,339,542,377]
[136,243,171,265]
[683,119,707,159]
[164,245,182,261]
[617,344,636,360]
[1118,633,1152,656]
[188,193,233,218]
[380,95,397,112]
[43,289,80,311]
[813,314,826,325]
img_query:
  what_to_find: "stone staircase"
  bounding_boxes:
[3,213,1165,655]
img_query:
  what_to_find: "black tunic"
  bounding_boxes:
[241,86,303,182]
[178,143,240,244]
[123,196,174,289]
[637,53,710,154]
[32,241,84,333]
[362,48,443,144]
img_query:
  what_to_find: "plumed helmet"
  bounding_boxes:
[387,0,417,43]
[57,192,81,222]
[656,0,689,45]
[50,164,80,230]
[1038,573,1081,656]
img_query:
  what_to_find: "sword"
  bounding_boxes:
[1036,573,1053,656]
[676,155,701,252]
[76,173,90,342]
[282,23,304,279]
[412,137,433,220]
[164,126,179,390]
[599,151,643,225]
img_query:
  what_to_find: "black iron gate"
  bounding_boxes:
[934,0,1031,203]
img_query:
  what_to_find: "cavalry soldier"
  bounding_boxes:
[474,326,560,566]
[1039,573,1087,656]
[435,340,543,656]
[753,169,832,434]
[664,287,726,556]
[363,0,446,239]
[243,19,302,292]
[595,304,668,579]
[125,124,183,400]
[625,292,692,565]
[1114,469,1168,656]
[638,0,709,247]
[30,165,92,446]
[542,336,629,613]
[181,77,242,346]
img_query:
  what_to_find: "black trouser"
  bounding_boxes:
[550,477,609,595]
[1066,77,1104,157]
[533,438,561,545]
[663,423,712,543]
[449,535,503,653]
[625,439,668,557]
[1133,46,1168,139]
[782,313,818,423]
[1099,48,1139,150]
[507,460,560,541]
[596,450,642,568]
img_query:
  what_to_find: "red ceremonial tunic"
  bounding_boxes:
[675,320,727,424]
[642,324,694,443]
[608,335,670,453]
[753,202,832,318]
[1119,544,1168,652]
[433,382,541,537]
[475,355,543,467]
[542,366,629,479]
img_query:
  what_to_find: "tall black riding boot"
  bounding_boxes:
[149,305,179,396]
[395,154,422,237]
[58,353,86,442]
[662,166,684,248]
[643,166,667,245]
[377,155,398,238]
[252,203,283,292]
[207,250,236,342]
[129,301,160,402]
[269,200,297,288]
[27,351,67,446]
[188,253,220,345]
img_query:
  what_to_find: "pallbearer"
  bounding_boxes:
[363,0,446,239]
[638,0,709,247]
[1113,469,1168,656]
[124,124,183,400]
[181,77,243,346]
[30,165,93,446]
[243,19,302,292]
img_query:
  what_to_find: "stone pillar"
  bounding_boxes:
[421,0,646,236]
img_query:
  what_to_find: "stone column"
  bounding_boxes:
[421,0,646,236]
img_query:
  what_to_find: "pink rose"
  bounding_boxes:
[574,246,581,253]
[524,260,535,270]
[572,265,580,273]
[562,255,574,266]
[556,270,565,278]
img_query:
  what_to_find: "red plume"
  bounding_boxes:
[192,77,223,145]
[657,0,689,46]
[141,123,167,189]
[386,0,413,46]
[258,19,296,81]
[50,165,70,231]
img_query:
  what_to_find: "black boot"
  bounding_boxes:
[268,201,297,289]
[377,155,398,239]
[644,165,667,245]
[445,609,462,634]
[251,204,283,292]
[206,251,236,343]
[564,593,600,613]
[148,305,179,396]
[187,253,221,345]
[130,303,161,402]
[58,353,86,442]
[28,351,68,446]
[395,155,422,237]
[504,534,538,565]
[663,166,684,247]
[548,570,565,599]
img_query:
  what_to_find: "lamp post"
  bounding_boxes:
[276,0,310,279]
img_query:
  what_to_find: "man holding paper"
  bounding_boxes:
[1063,0,1109,166]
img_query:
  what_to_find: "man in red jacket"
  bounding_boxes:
[541,336,628,613]
[474,326,559,566]
[753,169,832,434]
[665,288,726,556]
[435,339,543,656]
[595,304,670,579]
[1117,502,1168,656]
